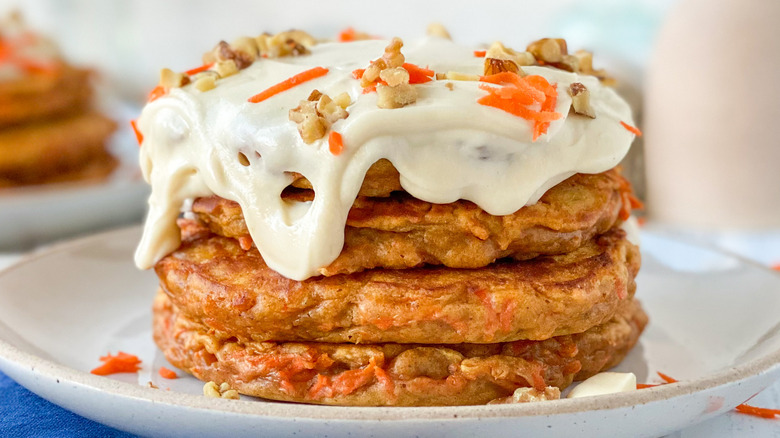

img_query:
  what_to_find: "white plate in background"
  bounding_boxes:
[0,101,149,250]
[0,227,778,438]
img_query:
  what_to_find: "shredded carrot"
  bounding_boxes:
[90,351,142,376]
[735,404,780,419]
[620,121,643,137]
[771,263,780,271]
[638,372,780,420]
[402,63,434,84]
[184,63,213,76]
[328,131,344,155]
[352,68,365,79]
[362,84,376,94]
[478,72,561,141]
[657,372,678,384]
[147,85,166,102]
[158,366,178,379]
[338,27,357,42]
[247,66,329,103]
[637,217,647,227]
[473,50,486,57]
[130,120,143,146]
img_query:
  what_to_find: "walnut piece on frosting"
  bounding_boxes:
[361,37,418,109]
[203,381,240,400]
[426,22,451,39]
[256,30,317,58]
[483,41,535,76]
[289,89,350,144]
[159,68,190,89]
[487,386,561,404]
[569,82,596,118]
[203,40,254,69]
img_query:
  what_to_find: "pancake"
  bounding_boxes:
[0,66,93,127]
[193,168,632,276]
[156,221,639,344]
[0,112,117,186]
[153,291,648,406]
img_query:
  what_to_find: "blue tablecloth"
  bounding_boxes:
[0,370,134,438]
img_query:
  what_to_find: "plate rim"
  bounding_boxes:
[0,225,779,422]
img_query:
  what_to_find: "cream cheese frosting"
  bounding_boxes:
[135,36,636,280]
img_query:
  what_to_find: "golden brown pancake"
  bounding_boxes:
[193,169,631,275]
[153,292,647,406]
[156,221,639,344]
[0,112,117,186]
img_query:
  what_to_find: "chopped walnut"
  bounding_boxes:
[484,58,519,75]
[289,89,350,143]
[569,82,595,118]
[193,71,218,92]
[426,22,451,39]
[573,49,615,86]
[488,386,561,404]
[379,67,409,87]
[203,40,254,69]
[526,38,568,64]
[360,38,417,109]
[146,381,159,389]
[445,82,454,91]
[377,83,416,109]
[159,68,190,89]
[256,30,316,58]
[214,59,238,78]
[203,381,240,400]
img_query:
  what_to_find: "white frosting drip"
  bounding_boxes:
[135,37,636,280]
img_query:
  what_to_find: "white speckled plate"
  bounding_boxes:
[0,226,778,438]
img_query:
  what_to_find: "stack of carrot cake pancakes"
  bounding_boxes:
[0,13,116,188]
[135,28,646,406]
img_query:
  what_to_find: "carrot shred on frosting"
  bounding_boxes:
[147,85,166,102]
[130,119,143,146]
[473,50,486,57]
[328,131,344,155]
[247,66,329,103]
[338,27,357,42]
[184,63,213,76]
[477,71,561,141]
[637,372,780,420]
[771,263,780,271]
[90,351,142,376]
[402,63,434,84]
[158,366,178,379]
[620,121,643,136]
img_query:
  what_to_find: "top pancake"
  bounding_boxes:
[193,167,632,275]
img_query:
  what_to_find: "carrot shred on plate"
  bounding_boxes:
[638,371,780,420]
[90,351,142,376]
[328,131,344,155]
[735,404,780,419]
[184,63,213,76]
[247,66,329,103]
[620,121,643,136]
[158,366,178,379]
[130,120,143,146]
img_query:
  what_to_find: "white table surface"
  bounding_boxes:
[0,228,778,437]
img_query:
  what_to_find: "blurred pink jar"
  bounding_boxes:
[644,0,780,229]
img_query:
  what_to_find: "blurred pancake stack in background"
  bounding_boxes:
[0,12,116,189]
